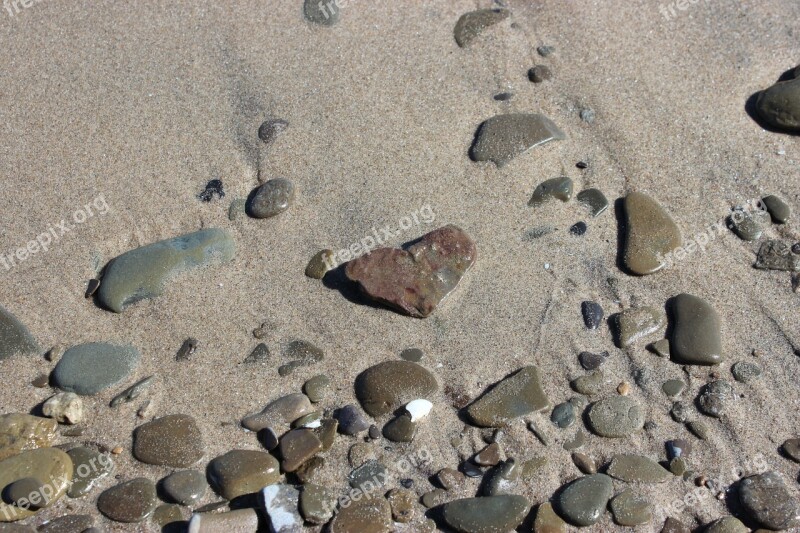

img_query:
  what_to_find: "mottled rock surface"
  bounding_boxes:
[738,471,800,530]
[587,396,645,437]
[0,414,57,461]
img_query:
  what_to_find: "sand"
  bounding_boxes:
[0,0,798,531]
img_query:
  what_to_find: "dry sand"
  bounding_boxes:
[0,0,798,531]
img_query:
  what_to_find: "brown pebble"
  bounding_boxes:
[617,382,631,395]
[474,442,502,466]
[752,349,763,357]
[695,475,707,487]
[111,446,123,455]
[31,374,50,388]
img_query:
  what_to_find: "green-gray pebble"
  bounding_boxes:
[607,454,671,483]
[704,516,748,533]
[576,188,609,217]
[383,414,417,443]
[610,489,651,526]
[51,343,139,396]
[300,484,338,525]
[622,192,682,275]
[570,371,606,396]
[528,177,574,207]
[763,195,791,223]
[471,114,565,168]
[133,414,203,467]
[67,446,113,498]
[697,380,733,418]
[686,420,709,440]
[453,9,510,47]
[207,450,280,500]
[670,293,723,365]
[616,306,665,347]
[555,474,613,527]
[756,75,800,132]
[587,396,644,438]
[161,469,207,506]
[729,205,770,241]
[356,360,437,417]
[467,366,550,427]
[441,495,530,533]
[662,379,685,397]
[304,0,339,25]
[550,402,575,428]
[303,375,331,403]
[248,178,295,219]
[97,478,157,523]
[0,306,39,360]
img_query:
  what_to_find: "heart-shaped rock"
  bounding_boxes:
[344,225,476,318]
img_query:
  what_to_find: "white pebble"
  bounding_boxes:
[42,392,84,425]
[405,399,433,422]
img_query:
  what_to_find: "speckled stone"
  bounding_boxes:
[534,502,567,532]
[0,414,57,461]
[607,455,671,483]
[570,371,607,396]
[651,339,671,358]
[207,450,280,500]
[622,192,681,275]
[97,478,157,523]
[471,114,565,167]
[0,448,73,522]
[258,118,289,144]
[303,375,331,403]
[697,380,734,418]
[242,393,314,432]
[763,195,791,223]
[51,343,140,396]
[453,9,510,47]
[617,306,665,347]
[153,504,187,528]
[329,497,392,533]
[563,429,586,451]
[571,452,597,474]
[662,379,685,397]
[422,488,449,508]
[704,516,748,533]
[280,340,325,376]
[739,471,800,530]
[483,460,519,496]
[261,484,303,532]
[67,446,113,498]
[729,205,770,241]
[37,515,94,533]
[279,429,323,472]
[576,188,609,217]
[550,402,575,428]
[670,294,723,365]
[528,177,574,207]
[555,474,613,527]
[466,366,550,427]
[161,469,207,506]
[587,396,645,438]
[133,414,203,467]
[399,348,423,362]
[687,420,709,440]
[581,301,604,330]
[356,360,437,417]
[441,495,530,533]
[248,178,295,219]
[299,484,338,525]
[578,351,607,371]
[756,75,800,132]
[755,240,800,271]
[662,517,691,533]
[732,361,762,383]
[387,488,416,523]
[0,306,39,360]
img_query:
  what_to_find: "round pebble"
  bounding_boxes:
[97,478,157,523]
[161,469,207,506]
[248,178,295,219]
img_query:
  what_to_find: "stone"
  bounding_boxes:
[175,338,198,361]
[483,460,519,496]
[704,517,748,533]
[304,0,338,25]
[109,375,154,406]
[763,195,791,223]
[670,294,724,365]
[466,366,550,427]
[578,351,607,370]
[66,446,113,498]
[161,470,207,506]
[471,114,565,167]
[0,414,57,461]
[669,457,688,476]
[279,429,323,472]
[153,504,187,528]
[572,452,597,474]
[587,396,645,438]
[537,45,555,56]
[441,495,530,533]
[576,188,609,217]
[570,371,607,396]
[651,339,671,357]
[671,401,690,422]
[37,515,94,533]
[782,438,800,462]
[437,468,465,490]
[399,348,423,362]
[474,443,502,466]
[355,360,438,417]
[336,405,371,435]
[248,178,295,219]
[303,375,330,403]
[51,343,139,395]
[241,343,270,365]
[305,250,334,279]
[97,478,157,523]
[453,9,510,47]
[569,221,587,236]
[299,484,337,525]
[666,439,692,459]
[697,380,734,418]
[187,508,259,532]
[610,489,651,526]
[242,393,314,432]
[528,65,552,83]
[622,192,681,275]
[295,456,325,484]
[383,414,416,442]
[4,478,45,510]
[345,225,477,318]
[280,340,325,376]
[607,455,671,483]
[662,517,691,533]
[329,496,392,533]
[555,474,613,527]
[616,306,665,347]
[133,414,203,467]
[729,205,770,241]
[563,429,586,451]
[228,198,246,220]
[754,240,800,271]
[581,301,604,330]
[662,379,685,397]
[756,75,800,132]
[349,460,387,493]
[258,118,289,144]
[40,393,82,425]
[732,361,762,383]
[421,489,448,508]
[0,449,71,522]
[528,177,574,207]
[534,502,566,532]
[550,402,575,428]
[739,471,800,530]
[207,450,280,500]
[387,488,415,523]
[97,228,235,312]
[261,484,302,532]
[687,420,709,440]
[0,306,39,360]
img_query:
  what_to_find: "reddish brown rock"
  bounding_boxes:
[344,225,476,318]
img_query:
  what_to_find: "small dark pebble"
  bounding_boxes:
[578,351,607,370]
[400,478,414,489]
[197,179,224,202]
[176,338,198,361]
[580,301,603,329]
[494,92,513,101]
[368,425,381,440]
[462,461,483,478]
[793,243,800,254]
[570,222,588,236]
[85,279,101,298]
[576,161,588,169]
[528,65,552,83]
[537,45,555,57]
[258,119,289,144]
[400,348,423,362]
[32,374,49,388]
[336,405,371,436]
[242,343,270,364]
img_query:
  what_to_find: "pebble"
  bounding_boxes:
[537,45,555,56]
[738,471,800,530]
[607,454,671,483]
[572,452,597,474]
[399,348,423,362]
[576,188,609,217]
[421,489,448,508]
[133,414,203,467]
[241,342,270,365]
[305,249,334,279]
[207,449,280,500]
[258,118,289,144]
[197,179,224,202]
[187,508,259,532]
[405,399,433,422]
[704,516,748,533]
[299,484,338,525]
[387,488,415,522]
[666,438,691,459]
[38,515,94,533]
[51,343,139,396]
[610,489,652,526]
[67,446,113,498]
[228,198,246,220]
[697,380,733,418]
[662,517,691,533]
[729,205,770,241]
[279,429,323,472]
[581,301,604,330]
[670,293,724,365]
[528,65,552,83]
[441,495,530,533]
[587,396,644,437]
[280,340,324,376]
[555,474,613,527]
[175,337,198,361]
[329,496,392,533]
[0,305,39,360]
[528,177,574,207]
[242,393,314,432]
[261,484,303,532]
[248,178,295,219]
[0,414,60,460]
[42,392,83,425]
[563,429,586,451]
[732,361,762,383]
[471,114,565,167]
[97,228,235,312]
[782,438,800,462]
[762,195,791,223]
[5,478,45,510]
[755,240,800,271]
[579,108,596,123]
[686,420,709,440]
[650,339,671,358]
[662,379,685,397]
[437,468,465,490]
[474,443,502,466]
[755,74,800,132]
[345,225,477,317]
[622,192,681,275]
[493,92,513,101]
[161,469,207,506]
[550,402,575,428]
[336,405,371,435]
[97,478,157,523]
[466,366,550,427]
[534,502,566,532]
[483,460,518,496]
[453,8,510,47]
[569,221,587,236]
[669,457,688,476]
[303,375,331,403]
[0,448,71,522]
[578,351,607,370]
[383,414,417,442]
[31,374,48,388]
[356,360,437,416]
[570,371,607,396]
[617,381,631,395]
[110,375,154,407]
[616,306,665,347]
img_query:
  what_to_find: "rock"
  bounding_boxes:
[550,402,575,428]
[304,0,338,25]
[300,484,338,525]
[528,177,574,207]
[607,454,671,483]
[0,414,57,461]
[651,339,671,357]
[732,361,762,383]
[207,450,281,500]
[738,471,800,530]
[534,502,567,532]
[336,405,370,435]
[662,379,685,397]
[248,178,295,219]
[537,45,555,56]
[66,446,113,498]
[422,488,449,508]
[387,488,416,523]
[305,250,334,279]
[279,429,323,472]
[0,306,39,360]
[662,517,691,533]
[405,399,433,422]
[555,474,613,527]
[471,114,565,167]
[133,414,203,467]
[474,443,502,466]
[578,351,607,370]
[295,456,324,483]
[580,108,596,123]
[187,508,259,533]
[441,495,530,533]
[97,228,235,312]
[686,420,709,440]
[279,340,324,377]
[704,516,748,533]
[483,460,519,496]
[754,240,800,271]
[569,221,588,236]
[37,515,94,533]
[437,468,465,490]
[228,198,246,220]
[587,396,645,438]
[616,306,665,347]
[666,439,692,459]
[453,9,509,47]
[563,429,586,451]
[329,496,392,533]
[729,205,770,241]
[345,225,477,318]
[570,371,607,396]
[466,366,550,427]
[0,449,71,522]
[41,393,82,425]
[153,504,188,528]
[697,380,734,417]
[242,393,314,432]
[383,414,416,442]
[782,438,800,463]
[528,65,552,83]
[581,301,604,330]
[349,460,387,494]
[261,484,302,532]
[399,348,423,362]
[576,188,609,217]
[669,457,688,476]
[571,452,597,474]
[109,375,154,406]
[610,489,652,526]
[763,195,791,223]
[355,360,437,416]
[175,338,198,361]
[51,343,139,396]
[670,294,724,365]
[161,469,207,506]
[303,375,331,403]
[756,75,800,132]
[622,192,681,275]
[97,478,157,523]
[258,118,289,144]
[5,478,45,510]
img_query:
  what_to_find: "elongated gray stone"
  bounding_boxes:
[466,366,550,427]
[607,454,671,483]
[756,74,800,132]
[97,228,235,313]
[470,114,565,167]
[577,188,609,217]
[52,343,140,396]
[622,192,681,275]
[242,393,314,432]
[441,495,530,533]
[670,293,723,365]
[555,474,613,527]
[0,306,39,360]
[454,9,509,47]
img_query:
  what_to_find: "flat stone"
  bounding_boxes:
[763,195,791,223]
[242,393,314,432]
[571,452,597,474]
[782,438,800,462]
[51,343,139,396]
[186,508,259,532]
[570,371,607,396]
[97,478,157,523]
[152,504,187,528]
[616,306,665,347]
[578,351,607,370]
[299,484,338,525]
[471,113,565,167]
[422,489,448,508]
[355,360,437,416]
[622,192,681,275]
[329,496,392,533]
[37,515,94,533]
[133,414,203,467]
[258,118,289,144]
[739,471,800,530]
[248,178,295,219]
[161,469,207,506]
[303,375,330,403]
[349,460,387,493]
[576,188,609,217]
[97,228,235,312]
[732,362,762,383]
[261,484,302,532]
[242,343,269,364]
[587,396,645,438]
[387,488,415,523]
[483,460,519,496]
[756,75,800,132]
[474,443,502,466]
[534,502,566,532]
[466,366,550,427]
[528,177,574,207]
[563,429,586,451]
[0,414,57,461]
[345,225,477,318]
[670,294,723,365]
[754,240,800,271]
[610,489,651,526]
[729,205,770,241]
[336,405,371,435]
[550,402,575,428]
[5,478,45,510]
[382,414,417,443]
[669,457,688,476]
[555,474,613,527]
[705,517,748,533]
[662,379,685,397]
[399,348,423,362]
[109,375,154,407]
[0,306,39,360]
[581,301,604,330]
[441,495,530,533]
[313,419,337,450]
[607,455,671,483]
[304,0,338,25]
[279,429,323,472]
[67,446,113,498]
[453,9,509,47]
[305,250,334,279]
[207,450,281,500]
[651,339,671,357]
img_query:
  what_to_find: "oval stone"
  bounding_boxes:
[161,469,207,506]
[470,113,565,167]
[622,192,681,275]
[355,361,437,417]
[248,178,295,219]
[0,448,72,522]
[329,496,392,533]
[207,450,280,500]
[133,414,203,467]
[587,396,645,438]
[51,343,140,396]
[555,474,613,527]
[669,293,723,365]
[441,495,530,533]
[738,471,800,530]
[454,8,510,47]
[97,478,157,523]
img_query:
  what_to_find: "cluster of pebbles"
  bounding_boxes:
[0,3,798,533]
